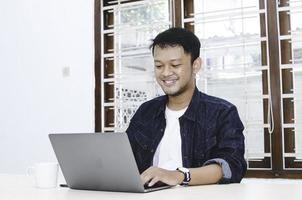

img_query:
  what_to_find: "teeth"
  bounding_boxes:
[165,80,174,84]
[163,80,176,85]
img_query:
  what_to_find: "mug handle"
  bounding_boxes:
[26,166,35,176]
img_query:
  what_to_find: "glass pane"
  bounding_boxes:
[193,0,269,168]
[112,0,170,131]
[280,0,302,166]
[294,70,302,158]
[116,1,169,51]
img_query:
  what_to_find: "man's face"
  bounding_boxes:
[153,45,199,97]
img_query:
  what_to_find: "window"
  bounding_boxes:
[189,0,271,170]
[278,0,302,170]
[97,0,171,132]
[95,0,302,178]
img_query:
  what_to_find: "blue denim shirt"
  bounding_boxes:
[126,87,246,183]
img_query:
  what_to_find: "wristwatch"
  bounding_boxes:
[176,167,191,186]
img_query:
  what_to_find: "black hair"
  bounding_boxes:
[150,27,201,64]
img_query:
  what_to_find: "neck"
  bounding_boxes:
[167,85,195,111]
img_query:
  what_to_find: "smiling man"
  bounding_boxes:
[126,27,246,187]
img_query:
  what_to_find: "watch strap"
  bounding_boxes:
[176,167,191,185]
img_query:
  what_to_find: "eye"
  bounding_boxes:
[155,65,163,69]
[172,64,181,68]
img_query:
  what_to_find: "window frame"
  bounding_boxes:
[95,0,302,178]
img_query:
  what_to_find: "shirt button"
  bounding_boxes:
[160,129,164,132]
[151,149,154,153]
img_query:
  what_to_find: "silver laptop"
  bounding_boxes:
[49,132,171,193]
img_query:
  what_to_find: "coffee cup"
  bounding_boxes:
[27,162,59,189]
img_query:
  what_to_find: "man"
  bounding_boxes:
[126,27,246,187]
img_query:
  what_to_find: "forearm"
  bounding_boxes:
[188,164,222,185]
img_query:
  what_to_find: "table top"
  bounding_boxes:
[1,174,302,200]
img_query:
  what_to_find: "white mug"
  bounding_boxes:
[27,162,59,189]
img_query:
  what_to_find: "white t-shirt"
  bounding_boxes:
[152,106,188,170]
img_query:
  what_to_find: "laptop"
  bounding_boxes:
[49,132,171,193]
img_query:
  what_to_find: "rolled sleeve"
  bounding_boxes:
[203,158,232,182]
[211,106,246,183]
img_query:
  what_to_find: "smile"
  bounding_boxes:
[162,79,177,86]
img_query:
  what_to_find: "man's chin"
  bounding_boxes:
[162,88,182,97]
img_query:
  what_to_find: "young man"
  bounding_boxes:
[126,27,246,186]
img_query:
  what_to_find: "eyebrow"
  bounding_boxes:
[154,59,182,62]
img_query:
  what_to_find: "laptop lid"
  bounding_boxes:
[49,133,169,193]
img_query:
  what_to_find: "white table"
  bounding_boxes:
[1,174,302,200]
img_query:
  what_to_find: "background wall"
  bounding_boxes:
[0,0,94,174]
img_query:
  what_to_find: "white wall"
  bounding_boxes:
[0,0,94,174]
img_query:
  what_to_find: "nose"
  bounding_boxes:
[161,65,173,77]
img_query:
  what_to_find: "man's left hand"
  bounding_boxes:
[140,166,184,187]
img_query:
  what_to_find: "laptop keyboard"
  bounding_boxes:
[144,181,168,189]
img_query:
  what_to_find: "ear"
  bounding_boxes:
[192,57,202,74]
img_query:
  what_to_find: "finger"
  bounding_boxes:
[141,166,154,177]
[140,169,149,178]
[148,176,159,187]
[141,174,152,185]
[141,166,158,180]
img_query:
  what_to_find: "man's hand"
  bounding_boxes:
[140,166,184,187]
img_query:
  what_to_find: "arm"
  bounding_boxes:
[141,164,222,186]
[210,105,246,183]
[141,106,246,186]
[188,164,222,185]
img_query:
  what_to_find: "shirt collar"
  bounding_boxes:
[154,87,200,121]
[154,95,167,118]
[182,87,200,121]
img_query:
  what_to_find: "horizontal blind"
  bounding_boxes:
[101,0,171,132]
[278,0,302,169]
[184,0,272,169]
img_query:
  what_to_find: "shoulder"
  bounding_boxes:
[195,90,244,131]
[193,90,239,123]
[198,91,235,110]
[132,95,166,121]
[139,95,166,110]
